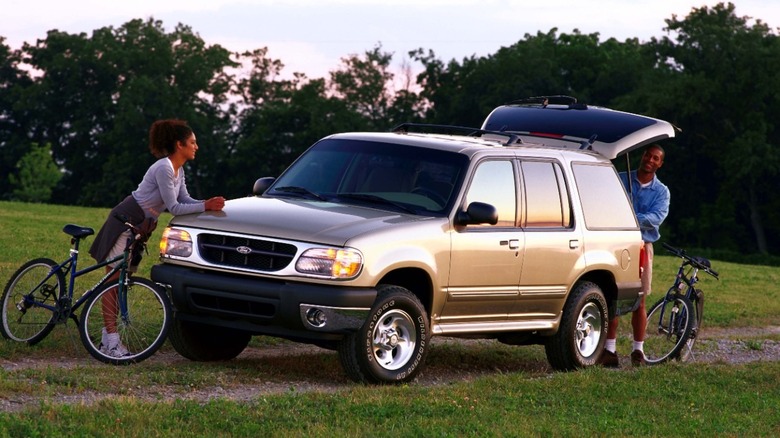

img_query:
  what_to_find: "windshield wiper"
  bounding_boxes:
[335,193,417,214]
[273,186,327,201]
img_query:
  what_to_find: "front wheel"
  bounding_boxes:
[643,294,694,365]
[1,258,63,344]
[545,281,608,371]
[79,277,171,365]
[338,285,429,384]
[168,318,251,361]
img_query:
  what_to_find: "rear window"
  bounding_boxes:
[572,163,637,229]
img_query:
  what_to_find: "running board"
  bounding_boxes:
[433,320,557,335]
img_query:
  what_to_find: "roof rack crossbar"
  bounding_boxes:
[391,123,520,146]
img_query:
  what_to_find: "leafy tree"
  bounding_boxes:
[330,44,424,130]
[0,37,34,199]
[225,48,344,195]
[640,2,780,254]
[9,142,61,203]
[413,29,651,127]
[15,18,235,206]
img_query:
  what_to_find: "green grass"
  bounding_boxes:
[1,362,778,436]
[1,200,779,435]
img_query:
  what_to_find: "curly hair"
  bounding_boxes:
[149,119,193,159]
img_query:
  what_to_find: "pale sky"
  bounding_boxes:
[2,0,779,79]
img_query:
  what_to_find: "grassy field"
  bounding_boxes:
[1,201,779,436]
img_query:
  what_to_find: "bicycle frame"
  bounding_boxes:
[653,261,701,340]
[22,233,135,322]
[644,243,719,363]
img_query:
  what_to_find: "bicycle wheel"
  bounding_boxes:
[678,289,704,362]
[1,258,63,344]
[79,277,171,365]
[643,294,694,365]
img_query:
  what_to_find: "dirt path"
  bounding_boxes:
[2,326,778,413]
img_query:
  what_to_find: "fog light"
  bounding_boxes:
[306,308,327,327]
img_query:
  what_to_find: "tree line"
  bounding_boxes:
[1,2,778,256]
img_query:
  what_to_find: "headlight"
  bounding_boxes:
[159,228,193,257]
[296,248,362,279]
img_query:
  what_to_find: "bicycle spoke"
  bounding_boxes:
[643,295,694,365]
[79,278,171,365]
[1,259,63,344]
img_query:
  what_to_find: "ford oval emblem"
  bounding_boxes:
[236,246,252,255]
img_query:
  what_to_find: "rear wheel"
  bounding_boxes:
[80,277,171,365]
[1,258,62,344]
[643,294,694,365]
[168,318,251,361]
[338,285,429,384]
[545,281,608,371]
[678,289,704,362]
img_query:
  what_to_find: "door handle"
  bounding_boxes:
[508,239,520,250]
[569,240,579,249]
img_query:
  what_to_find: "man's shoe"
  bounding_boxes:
[630,349,646,366]
[596,349,619,368]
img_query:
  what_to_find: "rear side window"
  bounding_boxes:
[572,163,637,229]
[521,161,572,228]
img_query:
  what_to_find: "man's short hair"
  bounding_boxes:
[646,144,665,159]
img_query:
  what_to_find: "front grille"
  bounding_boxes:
[198,234,297,272]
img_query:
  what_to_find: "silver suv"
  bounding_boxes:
[151,96,675,383]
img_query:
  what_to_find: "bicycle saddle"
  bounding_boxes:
[63,224,95,238]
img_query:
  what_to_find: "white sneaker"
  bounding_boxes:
[98,327,109,353]
[107,343,131,358]
[104,332,132,357]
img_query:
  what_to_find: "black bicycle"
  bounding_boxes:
[1,216,171,365]
[642,243,719,364]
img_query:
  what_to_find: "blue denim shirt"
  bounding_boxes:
[620,170,670,243]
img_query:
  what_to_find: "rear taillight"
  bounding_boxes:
[638,244,647,278]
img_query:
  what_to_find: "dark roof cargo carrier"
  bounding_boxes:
[151,96,675,384]
[482,95,677,159]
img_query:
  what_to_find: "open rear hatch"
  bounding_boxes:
[481,96,677,159]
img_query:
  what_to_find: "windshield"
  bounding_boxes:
[268,138,468,215]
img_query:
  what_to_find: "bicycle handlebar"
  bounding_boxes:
[661,242,719,279]
[113,214,140,236]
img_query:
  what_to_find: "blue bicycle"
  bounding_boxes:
[1,216,171,365]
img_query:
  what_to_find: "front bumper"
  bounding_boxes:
[151,263,376,339]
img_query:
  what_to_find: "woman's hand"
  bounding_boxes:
[204,196,226,211]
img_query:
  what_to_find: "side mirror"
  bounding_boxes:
[455,202,498,226]
[253,177,276,196]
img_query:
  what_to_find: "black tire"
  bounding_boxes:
[79,277,171,365]
[643,294,694,365]
[678,289,704,362]
[1,258,63,345]
[545,281,608,371]
[168,318,251,361]
[338,285,429,384]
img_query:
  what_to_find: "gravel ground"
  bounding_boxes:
[1,326,778,413]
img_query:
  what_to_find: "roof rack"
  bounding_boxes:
[505,95,587,110]
[391,123,521,146]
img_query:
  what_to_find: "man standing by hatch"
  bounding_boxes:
[599,144,670,367]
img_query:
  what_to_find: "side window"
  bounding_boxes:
[521,161,572,228]
[572,163,637,229]
[464,160,516,227]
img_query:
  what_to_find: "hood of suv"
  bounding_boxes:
[481,101,676,159]
[168,196,434,246]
